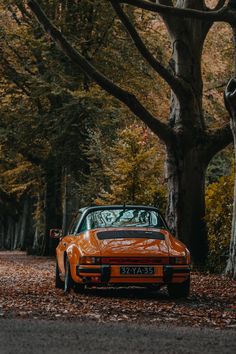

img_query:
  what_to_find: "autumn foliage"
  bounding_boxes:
[0,252,235,328]
[206,172,234,272]
[0,0,235,273]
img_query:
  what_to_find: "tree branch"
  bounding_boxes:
[152,1,174,20]
[155,0,173,5]
[205,124,233,163]
[224,78,236,122]
[0,51,31,96]
[118,0,232,23]
[214,0,226,11]
[27,0,174,143]
[109,0,188,100]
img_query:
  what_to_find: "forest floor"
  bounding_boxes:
[0,251,235,330]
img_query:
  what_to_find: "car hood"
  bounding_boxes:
[79,228,171,257]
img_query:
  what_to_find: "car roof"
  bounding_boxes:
[79,205,160,214]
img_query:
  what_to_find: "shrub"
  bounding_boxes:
[205,173,234,272]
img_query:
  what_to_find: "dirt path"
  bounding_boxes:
[0,251,235,329]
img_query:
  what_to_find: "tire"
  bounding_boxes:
[64,256,74,293]
[167,277,190,299]
[55,261,64,289]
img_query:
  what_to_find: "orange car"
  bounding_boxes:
[51,205,191,298]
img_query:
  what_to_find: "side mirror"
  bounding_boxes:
[50,229,63,239]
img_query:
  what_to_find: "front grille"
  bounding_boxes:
[101,257,169,265]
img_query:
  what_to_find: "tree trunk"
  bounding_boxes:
[0,220,6,249]
[166,146,208,264]
[32,222,41,254]
[61,169,79,234]
[5,216,14,250]
[225,135,236,279]
[224,78,236,279]
[41,158,62,256]
[164,11,209,265]
[19,198,30,249]
[13,219,21,250]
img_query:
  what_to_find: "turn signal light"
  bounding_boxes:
[169,256,187,265]
[80,256,101,265]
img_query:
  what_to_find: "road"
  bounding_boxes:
[0,318,235,354]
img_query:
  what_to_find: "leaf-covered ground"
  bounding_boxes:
[0,251,235,329]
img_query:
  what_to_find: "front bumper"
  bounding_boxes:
[76,264,190,284]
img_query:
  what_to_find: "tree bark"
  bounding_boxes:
[61,169,80,234]
[19,198,30,249]
[5,216,14,250]
[226,123,236,279]
[0,222,4,249]
[41,158,62,256]
[224,78,236,279]
[166,146,208,263]
[164,8,210,264]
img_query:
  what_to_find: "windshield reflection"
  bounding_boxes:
[79,208,165,232]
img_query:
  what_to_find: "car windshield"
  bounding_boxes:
[79,208,165,232]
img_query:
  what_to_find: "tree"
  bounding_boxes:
[96,124,166,208]
[1,0,159,253]
[224,78,236,279]
[26,0,236,265]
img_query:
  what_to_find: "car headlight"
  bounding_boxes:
[169,256,187,265]
[80,256,101,265]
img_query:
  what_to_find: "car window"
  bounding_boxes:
[77,208,165,232]
[68,212,82,234]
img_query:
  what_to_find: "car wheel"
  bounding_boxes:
[64,256,74,293]
[55,261,64,289]
[167,277,190,299]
